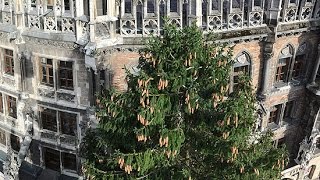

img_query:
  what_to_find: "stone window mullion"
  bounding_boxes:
[278,103,286,126]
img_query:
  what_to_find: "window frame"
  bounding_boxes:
[10,134,20,152]
[43,147,77,173]
[39,106,78,137]
[40,58,54,87]
[58,61,74,90]
[231,52,251,93]
[7,95,17,119]
[4,49,14,76]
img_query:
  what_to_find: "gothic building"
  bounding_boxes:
[0,0,320,179]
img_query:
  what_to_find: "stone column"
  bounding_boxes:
[310,44,320,84]
[260,52,273,97]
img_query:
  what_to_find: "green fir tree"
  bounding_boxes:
[81,23,288,180]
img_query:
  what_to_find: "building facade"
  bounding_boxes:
[0,0,320,179]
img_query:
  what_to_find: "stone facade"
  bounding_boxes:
[0,0,320,179]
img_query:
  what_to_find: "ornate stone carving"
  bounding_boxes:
[95,22,110,37]
[41,132,58,141]
[229,13,242,29]
[57,92,75,102]
[38,88,55,98]
[121,19,136,35]
[208,15,222,30]
[3,76,15,87]
[24,36,76,49]
[44,16,57,31]
[2,12,12,24]
[285,8,297,22]
[60,135,76,146]
[249,11,262,26]
[300,7,312,20]
[263,52,273,60]
[143,19,158,35]
[62,18,75,32]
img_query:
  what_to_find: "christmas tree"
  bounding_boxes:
[81,23,287,179]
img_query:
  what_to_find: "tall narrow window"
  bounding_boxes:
[60,112,77,136]
[59,61,73,90]
[275,45,293,84]
[202,1,208,27]
[212,0,218,10]
[44,148,60,172]
[147,0,155,13]
[64,0,70,10]
[41,108,57,132]
[269,105,281,124]
[7,96,16,119]
[170,0,178,12]
[292,43,307,80]
[284,101,294,119]
[0,93,3,113]
[4,49,14,75]
[0,129,6,146]
[62,152,77,171]
[41,58,54,86]
[125,0,132,13]
[232,52,250,92]
[10,134,20,152]
[136,2,143,34]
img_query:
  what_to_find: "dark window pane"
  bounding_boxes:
[10,134,20,152]
[62,152,77,171]
[44,148,60,172]
[60,112,77,136]
[41,108,57,132]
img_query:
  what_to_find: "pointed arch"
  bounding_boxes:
[231,51,251,92]
[274,44,294,84]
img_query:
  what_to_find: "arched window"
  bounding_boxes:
[275,45,294,84]
[292,42,307,80]
[231,52,251,92]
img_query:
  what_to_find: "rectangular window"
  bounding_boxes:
[7,96,16,119]
[0,93,3,113]
[233,65,249,91]
[269,105,280,124]
[59,61,73,90]
[10,134,20,152]
[44,148,60,172]
[41,58,54,86]
[292,55,304,79]
[170,0,178,12]
[125,0,132,13]
[4,49,14,76]
[0,129,6,146]
[284,101,294,119]
[275,58,290,83]
[60,112,77,136]
[41,108,57,132]
[62,152,77,171]
[147,0,155,13]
